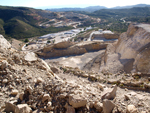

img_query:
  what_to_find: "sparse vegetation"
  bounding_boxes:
[24,38,29,43]
[0,6,73,39]
[47,40,51,43]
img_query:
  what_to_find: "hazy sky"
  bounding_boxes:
[1,0,150,8]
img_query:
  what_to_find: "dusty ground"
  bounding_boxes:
[56,68,150,113]
[45,50,105,70]
[9,38,24,50]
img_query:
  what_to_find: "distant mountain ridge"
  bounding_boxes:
[46,6,107,12]
[112,4,150,9]
[46,4,150,12]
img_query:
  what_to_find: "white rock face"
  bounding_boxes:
[0,35,11,49]
[24,52,37,62]
[100,23,150,73]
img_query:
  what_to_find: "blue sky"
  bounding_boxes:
[1,0,150,9]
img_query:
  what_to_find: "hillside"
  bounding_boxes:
[82,7,150,33]
[112,4,150,9]
[0,6,72,39]
[91,7,150,19]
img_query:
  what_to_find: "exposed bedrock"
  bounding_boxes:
[100,23,150,74]
[36,41,108,58]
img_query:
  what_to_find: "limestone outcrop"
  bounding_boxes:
[100,23,150,73]
[36,41,107,58]
[0,35,11,49]
[92,33,119,40]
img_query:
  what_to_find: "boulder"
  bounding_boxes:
[103,99,115,113]
[126,105,138,113]
[26,86,33,95]
[24,52,37,62]
[17,104,32,113]
[69,95,87,108]
[102,85,117,100]
[5,102,18,113]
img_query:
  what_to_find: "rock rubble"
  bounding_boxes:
[0,31,150,113]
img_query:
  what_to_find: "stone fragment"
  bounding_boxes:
[59,93,67,99]
[94,102,103,112]
[13,54,22,64]
[36,77,43,83]
[42,94,51,103]
[89,101,94,108]
[3,79,8,84]
[69,95,87,108]
[11,89,19,96]
[47,101,52,110]
[124,94,130,100]
[66,105,75,113]
[19,93,24,101]
[32,109,43,113]
[5,102,18,113]
[17,104,32,113]
[126,105,138,113]
[41,59,51,71]
[51,67,59,73]
[0,60,8,70]
[55,86,61,93]
[102,85,117,100]
[103,99,115,113]
[26,85,33,95]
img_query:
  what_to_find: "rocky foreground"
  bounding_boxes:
[0,22,150,113]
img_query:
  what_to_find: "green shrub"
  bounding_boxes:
[24,38,29,43]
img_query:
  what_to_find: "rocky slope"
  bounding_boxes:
[100,23,150,74]
[0,31,150,113]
